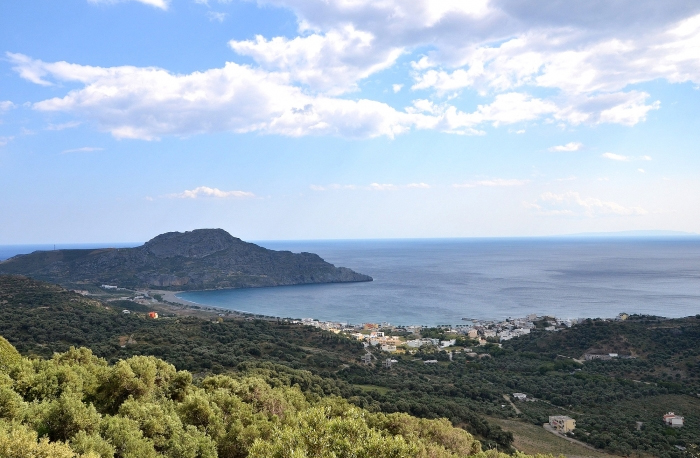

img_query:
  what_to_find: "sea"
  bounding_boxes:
[2,238,700,326]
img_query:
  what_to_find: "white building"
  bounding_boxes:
[663,412,684,427]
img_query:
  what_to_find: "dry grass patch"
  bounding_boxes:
[487,417,617,458]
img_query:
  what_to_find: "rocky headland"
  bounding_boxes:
[0,229,373,290]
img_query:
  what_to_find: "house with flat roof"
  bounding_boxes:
[663,412,684,427]
[549,415,576,433]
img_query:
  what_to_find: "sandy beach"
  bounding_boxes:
[150,289,199,307]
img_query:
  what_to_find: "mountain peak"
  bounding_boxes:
[143,228,240,258]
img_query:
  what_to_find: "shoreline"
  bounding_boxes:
[146,289,283,321]
[144,284,692,330]
[154,289,200,307]
[149,287,672,331]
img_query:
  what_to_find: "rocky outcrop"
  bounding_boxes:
[0,229,372,290]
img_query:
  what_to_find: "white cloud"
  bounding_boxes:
[469,92,557,127]
[602,152,654,162]
[0,136,13,147]
[10,54,421,140]
[12,53,584,140]
[527,191,647,217]
[392,84,403,93]
[207,11,227,22]
[602,152,631,161]
[169,186,255,199]
[404,11,700,99]
[87,0,170,10]
[311,182,429,191]
[453,178,529,188]
[47,121,82,131]
[311,184,351,191]
[195,0,232,5]
[61,147,104,153]
[407,92,556,134]
[597,93,660,126]
[8,53,54,86]
[406,182,430,189]
[253,0,686,127]
[369,183,397,191]
[310,184,359,191]
[0,101,15,111]
[549,142,582,152]
[229,26,403,94]
[638,168,646,173]
[552,91,659,126]
[10,0,698,141]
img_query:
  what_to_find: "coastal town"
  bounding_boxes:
[291,313,628,353]
[94,283,634,359]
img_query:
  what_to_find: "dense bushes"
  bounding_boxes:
[0,336,534,458]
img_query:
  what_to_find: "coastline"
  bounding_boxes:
[147,288,284,321]
[154,289,200,307]
[160,285,633,327]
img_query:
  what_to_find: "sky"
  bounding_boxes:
[1,0,700,243]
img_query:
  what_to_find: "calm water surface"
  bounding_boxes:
[178,238,700,325]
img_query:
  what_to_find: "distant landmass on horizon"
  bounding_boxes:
[555,230,699,237]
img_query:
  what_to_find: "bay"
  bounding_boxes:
[179,237,700,326]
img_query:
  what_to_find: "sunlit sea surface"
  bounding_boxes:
[178,238,700,326]
[2,238,699,326]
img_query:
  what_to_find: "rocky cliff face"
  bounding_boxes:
[0,229,373,290]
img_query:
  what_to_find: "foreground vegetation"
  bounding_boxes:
[1,275,700,457]
[0,335,544,458]
[0,275,516,450]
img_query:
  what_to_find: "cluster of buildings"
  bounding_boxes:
[292,314,586,352]
[450,314,577,342]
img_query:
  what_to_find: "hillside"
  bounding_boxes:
[506,315,700,382]
[0,229,372,290]
[3,275,700,457]
[0,275,515,451]
[0,336,513,458]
